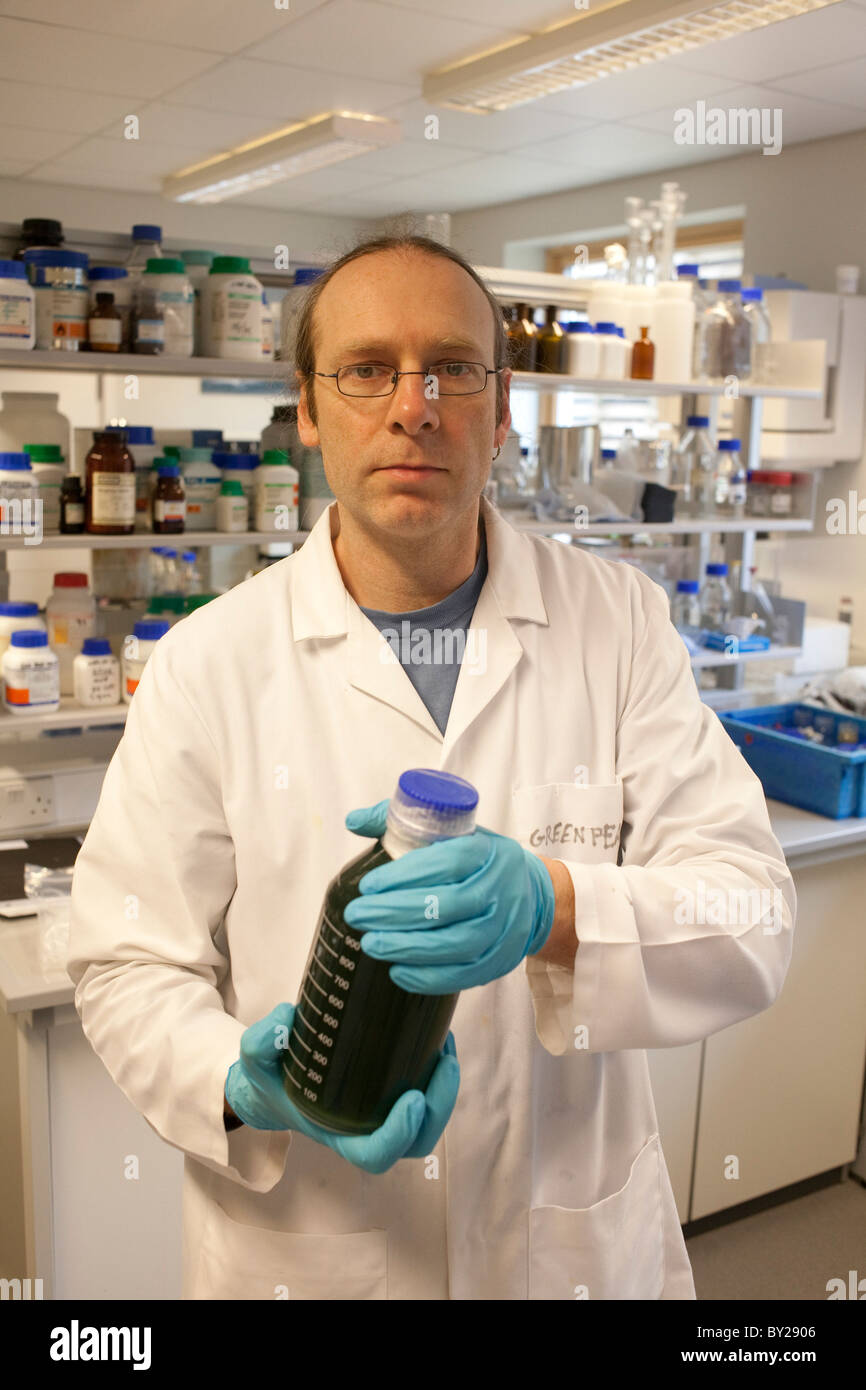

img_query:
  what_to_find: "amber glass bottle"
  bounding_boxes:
[85,430,135,535]
[631,325,655,380]
[537,304,565,374]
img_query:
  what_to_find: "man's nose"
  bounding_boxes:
[386,371,439,429]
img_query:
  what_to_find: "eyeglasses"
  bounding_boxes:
[313,361,503,398]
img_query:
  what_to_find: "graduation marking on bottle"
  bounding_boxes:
[288,912,361,1102]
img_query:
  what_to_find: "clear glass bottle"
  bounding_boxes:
[701,563,732,632]
[282,769,478,1135]
[673,415,715,517]
[671,580,701,629]
[125,224,162,291]
[713,439,746,518]
[694,279,752,380]
[741,287,771,383]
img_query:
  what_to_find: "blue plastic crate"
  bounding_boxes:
[719,703,866,819]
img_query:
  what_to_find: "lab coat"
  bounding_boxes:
[67,495,795,1300]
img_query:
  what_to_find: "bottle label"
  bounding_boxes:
[63,501,85,524]
[48,613,93,649]
[136,319,164,343]
[89,317,122,345]
[3,658,59,707]
[74,655,120,706]
[154,499,186,522]
[91,472,135,525]
[212,283,261,345]
[770,492,792,514]
[0,293,33,338]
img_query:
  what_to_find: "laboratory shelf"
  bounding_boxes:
[689,644,802,670]
[0,698,127,739]
[0,529,307,550]
[512,516,813,537]
[508,371,822,399]
[0,348,295,382]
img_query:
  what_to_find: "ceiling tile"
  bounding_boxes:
[39,135,203,178]
[0,156,38,177]
[244,0,508,82]
[111,103,287,152]
[372,0,573,29]
[0,123,84,163]
[25,163,163,194]
[376,96,593,152]
[534,60,735,121]
[0,79,132,135]
[528,121,692,169]
[0,0,322,53]
[664,4,866,84]
[0,17,221,99]
[335,141,482,179]
[353,152,594,211]
[168,57,413,119]
[769,54,866,110]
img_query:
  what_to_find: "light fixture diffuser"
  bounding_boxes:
[422,0,844,113]
[163,113,401,204]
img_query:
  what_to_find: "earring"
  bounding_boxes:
[492,444,502,461]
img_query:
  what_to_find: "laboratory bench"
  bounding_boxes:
[1,800,866,1298]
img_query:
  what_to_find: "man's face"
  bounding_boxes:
[296,249,511,539]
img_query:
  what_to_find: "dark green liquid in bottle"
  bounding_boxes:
[282,840,458,1135]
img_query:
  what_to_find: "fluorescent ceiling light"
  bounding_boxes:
[422,0,844,113]
[163,112,401,204]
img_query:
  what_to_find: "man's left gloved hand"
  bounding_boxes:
[343,800,556,992]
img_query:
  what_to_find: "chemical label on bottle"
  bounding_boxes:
[154,499,186,522]
[729,481,747,506]
[49,288,89,345]
[48,614,93,650]
[89,318,122,345]
[135,319,164,344]
[63,502,85,525]
[74,656,119,706]
[0,294,33,338]
[212,283,261,345]
[4,660,59,707]
[91,473,135,526]
[770,492,792,515]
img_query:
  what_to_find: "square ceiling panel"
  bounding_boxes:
[168,57,413,120]
[378,0,576,29]
[0,78,132,136]
[376,97,593,153]
[120,103,287,154]
[769,54,866,111]
[0,0,321,53]
[667,2,866,84]
[0,123,83,164]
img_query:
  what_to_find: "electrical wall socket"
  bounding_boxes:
[0,769,54,831]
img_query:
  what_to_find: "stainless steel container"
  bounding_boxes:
[537,425,600,500]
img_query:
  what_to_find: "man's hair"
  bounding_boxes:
[291,234,509,427]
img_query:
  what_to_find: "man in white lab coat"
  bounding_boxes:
[68,235,795,1300]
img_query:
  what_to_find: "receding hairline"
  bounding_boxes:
[307,243,501,359]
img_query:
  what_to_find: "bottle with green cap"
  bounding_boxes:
[142,258,193,357]
[180,250,214,355]
[254,448,298,533]
[23,443,65,533]
[216,479,248,532]
[203,256,263,361]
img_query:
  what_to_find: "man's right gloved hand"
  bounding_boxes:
[224,1002,459,1175]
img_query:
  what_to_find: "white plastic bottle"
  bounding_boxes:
[0,453,39,530]
[0,259,35,349]
[141,258,193,357]
[566,322,599,378]
[261,294,274,360]
[45,572,96,696]
[0,391,72,466]
[216,480,248,532]
[180,250,213,355]
[615,326,631,379]
[122,619,169,703]
[255,450,298,532]
[22,443,65,532]
[73,637,120,707]
[178,448,222,531]
[594,323,620,380]
[203,257,263,360]
[0,601,46,659]
[215,451,258,527]
[652,281,695,383]
[2,630,60,713]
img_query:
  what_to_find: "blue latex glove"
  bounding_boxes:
[224,1002,459,1174]
[343,799,556,993]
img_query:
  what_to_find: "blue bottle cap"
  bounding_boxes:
[398,769,479,814]
[718,439,741,450]
[0,453,32,468]
[0,259,26,280]
[0,602,39,616]
[106,425,154,445]
[594,321,617,333]
[89,266,128,281]
[677,264,700,277]
[132,225,162,242]
[81,637,112,656]
[181,550,196,562]
[676,580,700,593]
[132,620,170,641]
[686,416,710,427]
[10,629,48,647]
[718,279,742,293]
[706,563,729,576]
[741,287,764,301]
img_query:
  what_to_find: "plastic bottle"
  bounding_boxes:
[673,415,715,517]
[2,630,59,714]
[45,572,96,697]
[0,602,46,659]
[0,391,71,464]
[22,248,89,351]
[566,322,599,378]
[180,550,201,596]
[22,443,65,532]
[282,768,478,1134]
[615,326,632,379]
[216,480,248,532]
[203,256,263,360]
[713,439,746,519]
[160,548,181,593]
[73,637,120,707]
[652,281,695,382]
[694,280,751,381]
[741,288,771,384]
[671,580,701,629]
[701,563,732,632]
[122,619,169,703]
[0,259,35,350]
[261,294,274,360]
[0,453,39,529]
[142,259,193,357]
[594,323,621,380]
[214,451,258,527]
[254,450,298,532]
[178,448,222,531]
[180,250,213,355]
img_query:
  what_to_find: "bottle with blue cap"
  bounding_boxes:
[701,562,733,632]
[673,415,715,518]
[283,768,479,1134]
[694,279,751,380]
[73,637,120,707]
[2,629,60,714]
[121,618,170,703]
[712,438,747,520]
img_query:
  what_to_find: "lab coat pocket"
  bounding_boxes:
[512,781,623,865]
[194,1199,388,1300]
[529,1133,665,1300]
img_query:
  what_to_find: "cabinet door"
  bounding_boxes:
[691,854,866,1220]
[646,1042,702,1222]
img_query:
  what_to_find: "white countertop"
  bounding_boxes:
[1,801,865,1016]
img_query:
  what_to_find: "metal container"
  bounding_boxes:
[537,425,600,501]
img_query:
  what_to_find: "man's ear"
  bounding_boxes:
[296,376,320,448]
